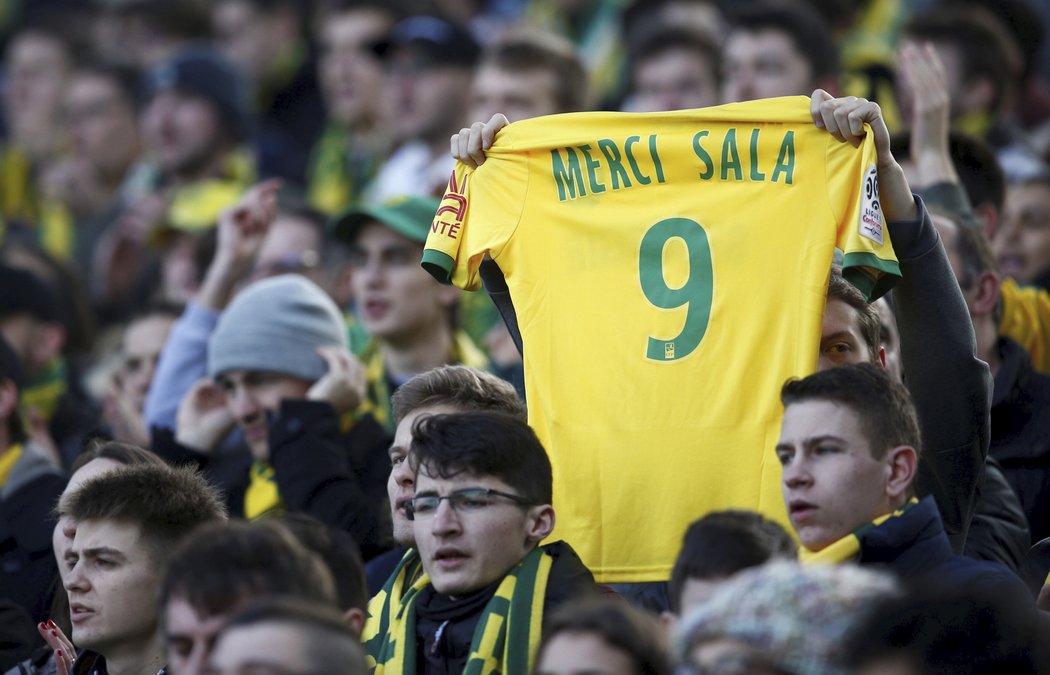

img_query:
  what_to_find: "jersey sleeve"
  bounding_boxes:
[825,128,902,301]
[421,153,528,291]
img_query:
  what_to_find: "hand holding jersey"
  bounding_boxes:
[810,90,918,222]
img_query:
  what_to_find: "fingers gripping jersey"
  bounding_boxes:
[422,97,900,583]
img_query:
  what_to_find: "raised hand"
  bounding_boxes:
[451,113,509,168]
[176,378,236,453]
[811,89,918,222]
[198,179,281,310]
[306,346,367,415]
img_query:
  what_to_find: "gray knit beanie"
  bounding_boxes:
[208,275,347,381]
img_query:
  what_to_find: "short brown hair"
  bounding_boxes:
[219,596,368,674]
[780,363,922,462]
[540,597,671,675]
[160,520,337,620]
[480,29,588,113]
[827,270,881,363]
[391,365,525,423]
[62,464,227,563]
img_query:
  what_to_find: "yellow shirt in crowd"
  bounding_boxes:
[423,98,900,582]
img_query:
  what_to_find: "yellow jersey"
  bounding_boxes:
[422,98,901,582]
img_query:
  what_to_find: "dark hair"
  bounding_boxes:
[62,464,227,563]
[391,365,525,423]
[668,510,797,613]
[628,24,721,89]
[845,585,1042,673]
[278,513,367,612]
[936,211,998,289]
[219,596,368,674]
[70,440,165,474]
[780,363,922,462]
[410,411,552,505]
[931,210,1003,325]
[539,597,671,675]
[160,520,337,620]
[112,0,212,42]
[950,133,1006,212]
[904,7,1018,112]
[827,271,881,362]
[71,59,144,112]
[0,244,96,355]
[728,4,840,83]
[480,29,588,113]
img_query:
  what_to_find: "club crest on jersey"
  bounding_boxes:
[859,164,883,245]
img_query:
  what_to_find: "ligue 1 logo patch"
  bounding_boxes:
[859,164,883,245]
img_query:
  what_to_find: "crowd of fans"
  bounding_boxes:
[1,0,1050,673]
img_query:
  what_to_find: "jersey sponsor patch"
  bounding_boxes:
[859,164,883,245]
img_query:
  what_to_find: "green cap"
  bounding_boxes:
[331,195,441,244]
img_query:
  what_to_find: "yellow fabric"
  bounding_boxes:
[800,498,919,565]
[0,145,74,259]
[0,443,23,488]
[423,98,901,582]
[165,149,255,233]
[358,330,490,431]
[306,124,388,215]
[999,278,1050,374]
[244,461,284,520]
[21,358,66,424]
[840,0,905,71]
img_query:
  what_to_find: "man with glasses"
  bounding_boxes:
[365,411,596,674]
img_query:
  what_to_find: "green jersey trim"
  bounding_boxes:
[421,249,455,285]
[842,252,901,302]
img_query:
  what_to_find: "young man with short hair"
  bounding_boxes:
[332,198,488,431]
[468,30,587,124]
[625,24,720,113]
[720,4,839,104]
[159,520,342,675]
[365,411,595,674]
[776,363,1022,595]
[60,463,226,675]
[366,365,524,594]
[664,510,796,623]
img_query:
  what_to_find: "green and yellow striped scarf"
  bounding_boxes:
[801,497,920,565]
[364,547,551,674]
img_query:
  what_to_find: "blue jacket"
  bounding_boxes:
[857,497,1027,596]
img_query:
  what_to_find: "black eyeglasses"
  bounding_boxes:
[405,488,533,521]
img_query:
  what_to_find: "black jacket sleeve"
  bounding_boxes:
[268,400,392,560]
[890,196,991,553]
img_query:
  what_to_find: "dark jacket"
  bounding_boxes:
[964,456,1031,574]
[858,497,1026,596]
[153,400,391,559]
[414,541,596,675]
[889,197,990,553]
[0,443,65,623]
[989,337,1050,543]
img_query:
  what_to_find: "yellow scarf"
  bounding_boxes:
[364,547,551,675]
[0,443,23,488]
[243,461,284,520]
[801,498,920,565]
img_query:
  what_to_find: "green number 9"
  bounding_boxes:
[638,218,713,361]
